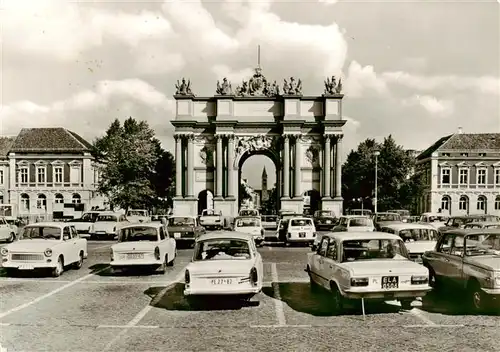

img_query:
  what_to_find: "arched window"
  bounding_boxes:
[20,193,30,211]
[477,195,487,213]
[72,193,81,204]
[37,194,47,210]
[495,196,500,210]
[54,194,64,204]
[440,196,451,212]
[459,195,469,211]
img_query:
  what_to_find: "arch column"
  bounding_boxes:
[227,135,235,198]
[186,135,195,198]
[215,134,223,198]
[294,135,302,198]
[283,135,290,198]
[334,135,343,200]
[175,135,183,198]
[323,135,331,199]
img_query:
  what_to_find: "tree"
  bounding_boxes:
[342,135,424,213]
[261,187,277,214]
[92,118,175,211]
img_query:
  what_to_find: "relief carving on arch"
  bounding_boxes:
[305,145,320,167]
[234,135,277,160]
[199,145,215,167]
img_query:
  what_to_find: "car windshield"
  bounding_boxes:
[342,239,407,262]
[240,210,258,216]
[349,218,371,227]
[464,234,500,256]
[81,213,99,221]
[376,214,401,222]
[290,219,313,227]
[0,218,6,225]
[399,228,438,241]
[485,224,500,229]
[127,210,147,216]
[236,218,260,227]
[263,216,277,222]
[22,226,61,240]
[5,219,16,225]
[317,211,333,217]
[194,239,251,261]
[96,215,118,222]
[119,227,158,242]
[168,217,195,226]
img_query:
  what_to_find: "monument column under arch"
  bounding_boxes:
[171,70,347,218]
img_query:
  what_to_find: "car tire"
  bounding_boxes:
[468,280,486,313]
[330,282,344,313]
[52,256,64,277]
[4,268,17,277]
[167,251,175,267]
[73,252,84,270]
[7,233,15,243]
[158,255,167,274]
[400,299,413,310]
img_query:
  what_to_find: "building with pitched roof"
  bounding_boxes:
[415,130,500,216]
[0,128,106,221]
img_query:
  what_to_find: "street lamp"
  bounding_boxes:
[374,151,380,214]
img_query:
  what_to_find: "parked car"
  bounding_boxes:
[346,209,373,218]
[0,222,87,277]
[0,216,17,243]
[380,223,439,263]
[199,209,223,231]
[152,215,170,222]
[387,209,411,223]
[167,216,205,247]
[261,215,278,231]
[233,216,264,247]
[89,212,129,240]
[67,211,101,235]
[110,223,177,274]
[313,210,337,231]
[464,222,500,230]
[306,232,431,312]
[126,209,151,223]
[418,212,449,230]
[183,231,263,304]
[279,217,316,246]
[373,212,403,231]
[422,229,500,312]
[238,209,260,218]
[439,215,500,232]
[332,215,375,233]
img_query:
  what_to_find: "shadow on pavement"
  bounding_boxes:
[263,282,402,317]
[420,289,500,316]
[88,263,110,274]
[89,263,168,277]
[145,283,260,311]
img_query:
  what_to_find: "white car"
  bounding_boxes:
[110,223,177,274]
[306,232,431,312]
[1,222,88,277]
[282,217,316,246]
[238,209,260,218]
[233,216,264,246]
[126,209,151,223]
[0,216,17,243]
[90,212,128,240]
[184,231,263,302]
[418,212,449,230]
[333,215,375,232]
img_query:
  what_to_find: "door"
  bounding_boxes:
[70,226,82,261]
[446,235,465,284]
[430,233,456,280]
[62,226,76,264]
[323,238,342,290]
[311,237,330,289]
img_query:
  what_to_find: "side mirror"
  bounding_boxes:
[63,235,70,240]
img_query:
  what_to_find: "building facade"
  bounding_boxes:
[415,132,500,216]
[0,128,107,222]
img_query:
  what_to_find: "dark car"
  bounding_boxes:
[313,210,336,231]
[373,212,403,231]
[387,209,411,223]
[438,215,500,233]
[167,215,205,248]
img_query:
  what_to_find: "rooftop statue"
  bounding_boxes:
[235,67,280,97]
[216,77,233,95]
[283,77,302,95]
[175,78,193,95]
[324,76,343,95]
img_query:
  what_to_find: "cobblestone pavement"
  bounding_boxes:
[0,234,499,352]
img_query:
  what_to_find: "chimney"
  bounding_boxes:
[457,127,463,134]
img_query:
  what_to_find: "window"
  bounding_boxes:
[459,196,468,211]
[54,167,63,183]
[441,196,450,211]
[72,193,81,204]
[19,167,28,183]
[63,227,70,239]
[495,169,500,185]
[54,194,64,204]
[37,167,46,183]
[476,168,486,185]
[440,168,450,184]
[479,153,486,157]
[326,239,338,261]
[37,194,47,210]
[159,227,166,240]
[437,234,454,254]
[461,153,468,157]
[318,237,329,256]
[441,153,450,157]
[0,170,3,184]
[193,239,251,261]
[459,168,468,185]
[69,162,81,183]
[477,196,487,212]
[20,193,30,211]
[495,196,500,210]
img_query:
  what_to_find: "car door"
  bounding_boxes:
[69,226,81,261]
[311,237,330,289]
[324,238,343,290]
[62,226,75,264]
[164,225,176,258]
[250,239,263,283]
[446,235,466,284]
[158,226,171,259]
[429,233,456,281]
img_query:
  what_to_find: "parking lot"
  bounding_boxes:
[0,236,499,352]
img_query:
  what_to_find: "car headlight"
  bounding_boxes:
[494,275,500,287]
[44,248,53,257]
[1,248,8,256]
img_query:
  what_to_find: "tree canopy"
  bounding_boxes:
[342,135,424,213]
[92,118,175,211]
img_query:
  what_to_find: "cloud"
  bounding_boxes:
[318,0,339,4]
[345,61,389,97]
[211,65,255,84]
[402,95,455,116]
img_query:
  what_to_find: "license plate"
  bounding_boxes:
[299,232,306,238]
[97,231,105,234]
[127,253,144,260]
[381,276,399,289]
[210,278,232,285]
[18,264,34,270]
[174,233,181,238]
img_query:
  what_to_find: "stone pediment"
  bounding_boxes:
[456,161,471,168]
[474,161,487,167]
[438,161,451,167]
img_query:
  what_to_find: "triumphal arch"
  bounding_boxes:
[171,67,346,218]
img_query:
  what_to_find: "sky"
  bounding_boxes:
[1,0,499,189]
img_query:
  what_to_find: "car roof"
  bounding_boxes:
[420,212,448,217]
[464,221,500,226]
[322,231,401,241]
[288,217,313,221]
[340,215,370,218]
[197,231,254,241]
[169,215,195,218]
[442,228,500,236]
[120,222,162,230]
[382,223,436,230]
[375,212,399,216]
[24,222,67,228]
[97,212,122,216]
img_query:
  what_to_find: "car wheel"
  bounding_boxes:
[330,282,344,313]
[400,299,413,310]
[73,252,84,270]
[167,252,175,267]
[469,281,486,312]
[4,268,17,277]
[158,255,167,274]
[7,233,15,243]
[52,256,64,277]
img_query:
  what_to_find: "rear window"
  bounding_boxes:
[349,218,371,227]
[290,219,313,227]
[194,239,251,261]
[0,218,6,225]
[119,227,158,242]
[97,215,118,222]
[399,228,438,241]
[168,217,195,226]
[376,214,401,222]
[236,218,260,227]
[127,210,147,216]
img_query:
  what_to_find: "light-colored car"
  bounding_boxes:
[422,229,500,312]
[333,215,375,233]
[184,231,263,301]
[439,215,500,233]
[0,216,17,243]
[199,209,223,231]
[464,222,500,230]
[238,209,260,218]
[346,209,373,217]
[233,216,264,247]
[1,222,87,277]
[281,217,316,246]
[110,223,177,274]
[380,223,439,263]
[307,232,431,312]
[167,215,205,247]
[126,209,151,223]
[67,211,101,234]
[90,212,128,240]
[373,212,403,231]
[261,215,278,231]
[418,212,449,230]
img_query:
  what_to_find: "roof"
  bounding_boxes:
[0,137,16,157]
[323,232,401,242]
[441,229,500,236]
[464,221,500,226]
[168,215,196,218]
[340,215,370,218]
[9,128,92,153]
[120,222,162,229]
[24,222,66,228]
[381,223,436,230]
[417,133,500,160]
[196,231,254,242]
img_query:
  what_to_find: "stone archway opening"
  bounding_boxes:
[303,189,321,216]
[238,149,279,215]
[197,189,214,215]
